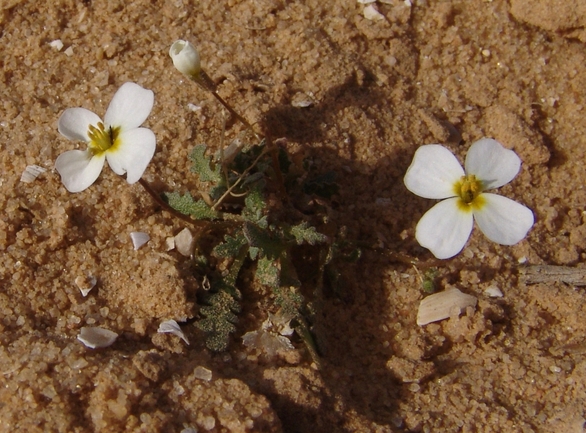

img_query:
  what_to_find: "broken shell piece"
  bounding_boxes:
[20,165,47,183]
[484,286,503,298]
[77,326,118,349]
[157,319,190,345]
[75,274,97,297]
[364,4,385,20]
[130,232,150,250]
[417,288,477,326]
[174,228,195,256]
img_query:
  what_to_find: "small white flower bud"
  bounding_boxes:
[169,40,201,80]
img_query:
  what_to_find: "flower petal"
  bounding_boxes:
[404,145,465,199]
[105,127,156,184]
[104,82,154,131]
[473,193,534,245]
[464,138,521,190]
[55,149,105,192]
[169,40,201,80]
[415,198,474,259]
[58,108,101,142]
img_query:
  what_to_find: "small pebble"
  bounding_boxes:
[130,231,150,250]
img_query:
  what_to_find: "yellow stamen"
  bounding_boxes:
[87,122,120,155]
[454,174,484,211]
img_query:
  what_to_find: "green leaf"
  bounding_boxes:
[243,221,284,260]
[288,221,328,245]
[213,233,247,258]
[197,290,241,352]
[242,185,266,223]
[165,191,220,220]
[190,144,223,183]
[256,256,280,287]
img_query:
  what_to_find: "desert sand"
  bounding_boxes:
[1,0,586,432]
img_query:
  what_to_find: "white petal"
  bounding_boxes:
[415,198,474,259]
[105,127,156,183]
[58,108,101,142]
[55,150,106,193]
[464,138,521,190]
[104,82,154,131]
[404,145,464,199]
[169,40,202,79]
[473,193,534,245]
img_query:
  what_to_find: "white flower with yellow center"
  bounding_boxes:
[404,138,534,259]
[55,82,156,193]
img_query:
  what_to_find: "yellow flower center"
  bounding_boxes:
[454,174,485,211]
[87,122,120,155]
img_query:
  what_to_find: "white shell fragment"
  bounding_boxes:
[364,4,385,20]
[77,326,118,349]
[157,319,190,345]
[484,286,504,298]
[130,231,150,250]
[357,0,376,3]
[174,228,195,256]
[75,274,97,297]
[417,288,478,326]
[20,165,46,183]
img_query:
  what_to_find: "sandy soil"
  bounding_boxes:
[1,0,586,431]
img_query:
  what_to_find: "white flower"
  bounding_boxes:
[169,40,201,80]
[404,138,534,259]
[55,82,156,193]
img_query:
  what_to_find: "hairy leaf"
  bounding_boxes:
[190,144,223,183]
[165,191,220,220]
[288,221,328,245]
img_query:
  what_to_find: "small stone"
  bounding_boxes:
[174,228,195,256]
[484,286,503,298]
[193,366,213,382]
[363,4,384,20]
[130,231,150,250]
[49,39,64,51]
[77,326,118,349]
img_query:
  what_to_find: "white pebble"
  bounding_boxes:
[363,4,384,20]
[64,46,74,57]
[130,231,150,250]
[20,165,46,183]
[77,327,118,349]
[193,366,213,382]
[484,286,503,298]
[49,39,64,51]
[174,227,195,256]
[417,288,477,326]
